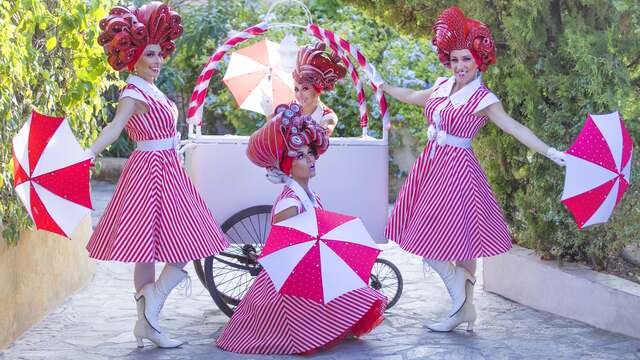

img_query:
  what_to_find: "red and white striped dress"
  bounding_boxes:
[86,75,228,263]
[217,184,387,355]
[385,76,512,261]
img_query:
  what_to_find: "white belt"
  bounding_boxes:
[427,124,472,158]
[136,136,180,152]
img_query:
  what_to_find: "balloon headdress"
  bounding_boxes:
[98,2,183,72]
[247,103,329,182]
[431,7,496,71]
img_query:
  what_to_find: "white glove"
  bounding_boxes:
[84,148,96,162]
[371,70,385,89]
[260,91,273,116]
[546,147,566,167]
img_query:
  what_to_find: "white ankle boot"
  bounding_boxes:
[465,276,475,306]
[427,299,477,332]
[136,265,188,333]
[134,294,184,348]
[423,259,475,316]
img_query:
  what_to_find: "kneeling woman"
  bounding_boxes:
[216,106,387,354]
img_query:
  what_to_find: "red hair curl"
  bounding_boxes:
[293,42,347,92]
[98,2,183,72]
[431,7,496,72]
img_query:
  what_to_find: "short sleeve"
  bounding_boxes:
[119,86,148,107]
[321,111,338,125]
[273,197,301,215]
[434,77,449,88]
[474,91,500,114]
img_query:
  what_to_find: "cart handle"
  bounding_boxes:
[187,21,389,140]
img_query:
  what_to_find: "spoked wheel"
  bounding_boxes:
[203,205,272,317]
[370,258,403,309]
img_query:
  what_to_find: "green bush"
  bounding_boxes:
[0,0,117,244]
[344,0,640,269]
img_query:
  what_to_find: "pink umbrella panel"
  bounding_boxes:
[222,39,295,115]
[12,111,93,237]
[258,208,381,304]
[561,111,633,229]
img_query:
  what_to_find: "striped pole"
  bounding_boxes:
[187,22,269,132]
[308,23,390,132]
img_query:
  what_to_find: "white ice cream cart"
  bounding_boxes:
[184,1,403,316]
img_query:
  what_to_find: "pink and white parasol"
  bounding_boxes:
[561,112,633,229]
[12,111,93,237]
[258,208,380,304]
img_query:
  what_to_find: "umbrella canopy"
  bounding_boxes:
[259,208,380,304]
[12,111,93,237]
[561,112,633,229]
[223,39,295,115]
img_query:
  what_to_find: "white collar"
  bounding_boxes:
[308,102,324,122]
[126,75,166,101]
[430,76,482,108]
[286,178,318,211]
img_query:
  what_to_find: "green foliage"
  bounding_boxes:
[344,0,640,268]
[0,0,117,244]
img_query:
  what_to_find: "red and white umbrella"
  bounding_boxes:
[223,39,295,115]
[12,111,93,237]
[259,208,380,304]
[561,112,633,229]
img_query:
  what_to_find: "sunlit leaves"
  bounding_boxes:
[1,0,117,245]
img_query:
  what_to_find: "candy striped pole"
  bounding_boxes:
[337,52,368,130]
[308,31,368,129]
[187,21,387,138]
[308,23,390,133]
[187,22,269,135]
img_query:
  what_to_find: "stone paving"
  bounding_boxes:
[2,181,640,359]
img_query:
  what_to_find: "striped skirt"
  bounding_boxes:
[216,271,387,354]
[385,142,512,261]
[86,149,228,263]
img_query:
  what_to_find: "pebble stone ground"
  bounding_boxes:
[2,181,640,360]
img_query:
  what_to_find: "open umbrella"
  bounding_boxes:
[258,208,380,304]
[561,111,633,229]
[12,110,93,237]
[223,39,295,115]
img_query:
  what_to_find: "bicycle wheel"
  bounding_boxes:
[204,205,272,317]
[370,258,403,309]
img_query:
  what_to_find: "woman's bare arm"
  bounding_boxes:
[380,83,435,106]
[89,98,146,155]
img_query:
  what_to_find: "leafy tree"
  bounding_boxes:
[0,0,117,244]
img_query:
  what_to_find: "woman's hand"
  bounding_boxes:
[379,82,435,106]
[84,148,96,166]
[546,147,567,167]
[372,70,385,89]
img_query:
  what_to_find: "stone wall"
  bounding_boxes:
[484,245,640,339]
[0,217,95,348]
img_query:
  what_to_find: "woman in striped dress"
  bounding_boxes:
[85,2,228,348]
[261,42,343,135]
[375,7,567,331]
[216,58,387,355]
